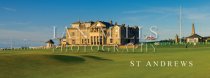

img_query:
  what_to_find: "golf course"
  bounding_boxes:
[0,44,210,78]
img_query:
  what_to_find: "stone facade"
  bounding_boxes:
[65,21,139,45]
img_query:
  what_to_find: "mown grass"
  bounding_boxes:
[0,44,210,78]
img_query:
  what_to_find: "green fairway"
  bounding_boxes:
[0,45,210,78]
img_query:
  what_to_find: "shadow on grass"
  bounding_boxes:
[81,55,112,61]
[45,55,85,63]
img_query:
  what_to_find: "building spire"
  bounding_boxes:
[192,23,195,35]
[179,3,182,43]
[110,20,113,24]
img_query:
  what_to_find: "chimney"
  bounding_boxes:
[110,20,113,24]
[115,22,118,25]
[192,23,195,35]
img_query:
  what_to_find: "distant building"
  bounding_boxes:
[65,21,139,45]
[59,37,67,47]
[186,23,203,43]
[45,39,55,48]
[203,36,210,43]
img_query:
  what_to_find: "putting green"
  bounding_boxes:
[0,45,210,78]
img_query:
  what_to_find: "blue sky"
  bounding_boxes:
[0,0,210,48]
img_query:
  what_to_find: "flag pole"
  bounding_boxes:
[179,4,182,44]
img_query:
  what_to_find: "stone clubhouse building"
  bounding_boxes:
[63,21,139,46]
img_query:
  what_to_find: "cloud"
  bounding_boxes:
[121,7,180,24]
[183,7,210,21]
[121,6,210,39]
[0,26,65,48]
[185,13,210,20]
[0,24,6,26]
[122,7,178,14]
[122,6,210,23]
[11,21,31,25]
[1,7,16,12]
[0,28,51,41]
[0,21,32,27]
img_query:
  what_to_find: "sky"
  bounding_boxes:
[0,0,210,48]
